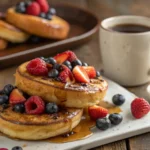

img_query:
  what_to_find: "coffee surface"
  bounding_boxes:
[109,24,150,33]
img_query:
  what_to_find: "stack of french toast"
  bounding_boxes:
[0,0,70,50]
[0,50,108,140]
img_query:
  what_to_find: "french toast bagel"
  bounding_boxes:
[15,62,108,108]
[0,107,82,140]
[6,8,70,40]
[0,20,29,43]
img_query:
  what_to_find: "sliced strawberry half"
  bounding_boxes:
[9,89,26,104]
[72,66,90,83]
[58,65,74,83]
[54,51,77,64]
[88,105,108,120]
[82,66,96,78]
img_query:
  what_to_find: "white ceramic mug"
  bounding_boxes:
[100,15,150,86]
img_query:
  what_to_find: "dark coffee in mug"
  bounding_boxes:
[109,24,150,33]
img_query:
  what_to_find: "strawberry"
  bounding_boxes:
[54,52,69,64]
[72,66,90,83]
[36,0,49,13]
[26,2,41,16]
[54,51,77,64]
[88,105,108,120]
[82,66,96,78]
[131,98,150,119]
[9,89,26,104]
[58,65,74,83]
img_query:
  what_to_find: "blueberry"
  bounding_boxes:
[67,65,72,70]
[40,57,45,60]
[2,103,9,109]
[0,95,8,105]
[16,4,26,13]
[46,14,52,20]
[29,35,41,43]
[96,118,111,130]
[17,2,26,7]
[96,71,101,77]
[25,1,32,7]
[112,94,125,106]
[53,64,61,71]
[47,57,56,65]
[13,104,25,113]
[39,12,46,19]
[82,62,88,66]
[71,59,82,67]
[12,146,23,150]
[63,61,71,66]
[2,84,14,96]
[109,113,123,125]
[48,8,56,15]
[48,69,59,78]
[46,102,59,114]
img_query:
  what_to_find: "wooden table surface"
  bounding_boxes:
[0,0,150,150]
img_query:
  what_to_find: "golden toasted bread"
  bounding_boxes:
[0,38,8,50]
[0,106,83,140]
[15,62,108,108]
[0,20,29,43]
[6,8,70,40]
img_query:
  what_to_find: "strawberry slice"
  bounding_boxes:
[82,66,96,78]
[9,89,26,104]
[54,51,77,64]
[72,66,90,83]
[88,105,108,120]
[59,65,74,83]
[54,52,69,64]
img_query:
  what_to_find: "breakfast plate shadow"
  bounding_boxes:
[0,3,99,69]
[1,78,150,150]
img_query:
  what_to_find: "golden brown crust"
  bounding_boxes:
[0,20,29,43]
[15,62,108,108]
[0,38,7,50]
[6,8,70,40]
[0,107,83,140]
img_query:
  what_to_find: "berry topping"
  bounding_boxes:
[27,58,48,76]
[48,8,56,15]
[82,66,96,78]
[46,102,59,114]
[112,94,125,106]
[54,51,77,64]
[53,63,61,71]
[13,104,25,113]
[131,98,150,119]
[36,0,49,13]
[71,59,82,67]
[48,69,59,78]
[0,95,9,105]
[46,57,56,65]
[9,89,26,105]
[12,146,23,150]
[25,96,45,115]
[96,71,101,77]
[72,66,90,83]
[82,62,88,66]
[26,2,41,16]
[109,113,123,125]
[54,51,69,64]
[39,12,46,18]
[59,65,73,83]
[16,3,26,13]
[2,84,14,96]
[46,13,52,20]
[96,118,111,130]
[88,105,108,120]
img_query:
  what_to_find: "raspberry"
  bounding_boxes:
[25,96,45,115]
[26,2,41,16]
[67,51,77,62]
[131,98,150,119]
[26,58,48,76]
[36,0,49,13]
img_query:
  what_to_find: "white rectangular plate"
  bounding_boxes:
[0,78,149,150]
